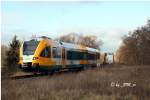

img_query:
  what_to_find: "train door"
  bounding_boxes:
[52,47,61,66]
[61,48,66,68]
[96,52,100,67]
[38,46,51,66]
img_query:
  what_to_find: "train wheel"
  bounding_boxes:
[83,66,87,70]
[48,70,54,75]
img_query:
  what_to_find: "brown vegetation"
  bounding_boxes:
[116,20,150,65]
[1,45,8,66]
[2,64,150,100]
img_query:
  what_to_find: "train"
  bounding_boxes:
[19,36,106,73]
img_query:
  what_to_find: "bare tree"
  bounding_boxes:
[79,35,103,49]
[56,33,80,44]
[56,33,103,50]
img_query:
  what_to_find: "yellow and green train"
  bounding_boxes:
[19,36,101,72]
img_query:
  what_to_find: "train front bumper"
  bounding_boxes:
[21,62,32,68]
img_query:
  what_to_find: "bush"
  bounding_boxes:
[5,35,20,72]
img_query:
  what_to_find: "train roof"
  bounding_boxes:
[61,42,100,53]
[24,36,100,53]
[86,47,100,53]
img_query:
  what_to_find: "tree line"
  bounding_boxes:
[56,33,103,50]
[116,20,150,65]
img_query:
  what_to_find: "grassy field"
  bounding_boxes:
[1,64,150,100]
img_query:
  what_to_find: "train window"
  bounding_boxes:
[23,40,40,55]
[79,52,84,60]
[67,50,87,60]
[78,52,82,59]
[87,53,90,60]
[83,52,87,60]
[87,53,96,60]
[67,50,77,60]
[72,51,78,60]
[53,47,61,58]
[40,46,51,57]
[67,50,72,60]
[81,52,87,60]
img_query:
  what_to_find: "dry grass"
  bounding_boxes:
[2,64,150,100]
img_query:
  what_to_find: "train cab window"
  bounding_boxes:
[40,46,51,57]
[23,40,40,55]
[53,47,61,58]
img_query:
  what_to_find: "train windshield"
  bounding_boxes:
[23,40,40,55]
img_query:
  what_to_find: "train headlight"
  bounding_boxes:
[33,57,39,60]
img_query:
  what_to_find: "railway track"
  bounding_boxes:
[10,69,74,79]
[10,66,102,80]
[10,72,48,79]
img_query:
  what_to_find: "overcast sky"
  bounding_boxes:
[1,1,150,52]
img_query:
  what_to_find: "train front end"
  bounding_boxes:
[19,39,40,70]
